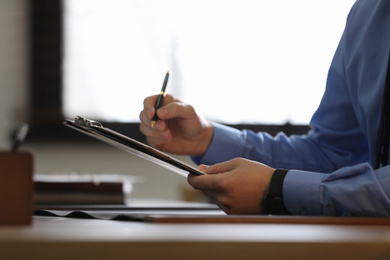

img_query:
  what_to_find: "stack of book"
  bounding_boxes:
[34,173,129,205]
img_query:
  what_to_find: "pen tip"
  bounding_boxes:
[151,121,156,128]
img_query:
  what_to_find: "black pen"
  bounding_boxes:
[151,71,171,128]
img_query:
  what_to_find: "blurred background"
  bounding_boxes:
[0,0,354,202]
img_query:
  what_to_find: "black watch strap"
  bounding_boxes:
[264,169,291,215]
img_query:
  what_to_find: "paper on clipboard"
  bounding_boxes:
[63,116,204,177]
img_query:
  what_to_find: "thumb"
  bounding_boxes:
[157,101,196,121]
[199,160,237,175]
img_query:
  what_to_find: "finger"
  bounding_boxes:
[156,100,196,121]
[143,95,158,119]
[142,94,179,129]
[139,109,169,133]
[202,190,225,206]
[200,160,238,175]
[199,190,232,214]
[149,94,176,119]
[146,131,172,147]
[139,113,172,145]
[187,173,221,191]
[139,108,153,128]
[139,122,159,139]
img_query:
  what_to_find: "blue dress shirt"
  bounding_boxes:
[193,0,390,216]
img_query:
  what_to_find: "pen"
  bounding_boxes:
[151,71,171,128]
[11,123,29,152]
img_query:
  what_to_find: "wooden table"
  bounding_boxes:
[1,214,390,260]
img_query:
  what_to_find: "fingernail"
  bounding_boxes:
[155,121,162,130]
[159,108,168,116]
[198,165,208,172]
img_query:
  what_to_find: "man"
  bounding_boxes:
[139,0,390,216]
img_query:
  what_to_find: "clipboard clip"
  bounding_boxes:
[74,116,103,128]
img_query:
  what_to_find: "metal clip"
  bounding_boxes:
[74,116,103,128]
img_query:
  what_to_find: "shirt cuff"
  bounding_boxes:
[191,122,245,165]
[283,169,325,215]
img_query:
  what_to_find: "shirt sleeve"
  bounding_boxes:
[192,120,361,173]
[284,163,390,216]
[191,123,248,165]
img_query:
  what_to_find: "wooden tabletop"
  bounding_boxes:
[1,215,390,260]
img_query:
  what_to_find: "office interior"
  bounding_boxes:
[2,2,390,260]
[0,0,195,202]
[3,0,314,204]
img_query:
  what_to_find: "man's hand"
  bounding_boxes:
[139,94,213,157]
[187,158,275,214]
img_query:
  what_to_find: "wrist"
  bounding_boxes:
[194,123,214,157]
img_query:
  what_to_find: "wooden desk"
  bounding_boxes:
[1,215,390,260]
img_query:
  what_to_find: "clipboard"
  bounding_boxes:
[63,116,204,177]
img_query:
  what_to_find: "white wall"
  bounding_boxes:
[0,0,29,148]
[0,0,194,201]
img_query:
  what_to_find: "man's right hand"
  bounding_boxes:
[139,94,214,157]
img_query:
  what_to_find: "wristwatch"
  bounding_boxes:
[264,169,291,215]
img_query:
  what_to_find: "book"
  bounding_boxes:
[34,173,129,205]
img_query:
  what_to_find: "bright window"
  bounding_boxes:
[63,0,356,124]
